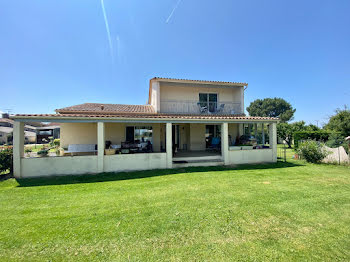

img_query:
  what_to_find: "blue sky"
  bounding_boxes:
[1,0,349,125]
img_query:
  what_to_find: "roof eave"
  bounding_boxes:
[12,114,279,124]
[150,77,248,87]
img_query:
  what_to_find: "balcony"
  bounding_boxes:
[160,101,242,115]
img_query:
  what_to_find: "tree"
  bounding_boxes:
[324,107,350,137]
[277,121,306,148]
[305,124,320,132]
[247,98,296,122]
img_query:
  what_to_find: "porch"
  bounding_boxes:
[12,116,278,178]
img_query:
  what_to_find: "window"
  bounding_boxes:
[199,93,217,113]
[126,126,153,143]
[38,130,52,135]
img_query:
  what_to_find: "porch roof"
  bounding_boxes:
[12,113,279,123]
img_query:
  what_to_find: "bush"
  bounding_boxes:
[0,148,13,174]
[297,140,329,164]
[53,139,60,146]
[24,148,32,153]
[293,131,339,148]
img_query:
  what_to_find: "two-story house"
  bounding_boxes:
[12,77,278,178]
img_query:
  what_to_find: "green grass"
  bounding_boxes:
[0,158,349,261]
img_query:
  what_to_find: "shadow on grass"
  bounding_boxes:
[16,161,303,187]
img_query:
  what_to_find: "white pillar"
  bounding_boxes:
[166,122,172,168]
[13,121,24,178]
[97,122,105,172]
[262,123,265,145]
[269,123,277,162]
[221,122,229,165]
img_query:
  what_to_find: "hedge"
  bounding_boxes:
[0,147,13,174]
[293,131,340,148]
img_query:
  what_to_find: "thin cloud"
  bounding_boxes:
[116,35,121,62]
[166,0,182,24]
[100,0,114,61]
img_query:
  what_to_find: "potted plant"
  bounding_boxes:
[37,146,49,157]
[25,148,32,157]
[60,147,67,156]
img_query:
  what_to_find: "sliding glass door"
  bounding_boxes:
[199,93,217,113]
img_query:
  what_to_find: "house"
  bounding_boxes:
[35,123,60,144]
[12,77,278,178]
[0,118,36,144]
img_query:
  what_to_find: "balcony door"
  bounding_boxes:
[199,93,217,113]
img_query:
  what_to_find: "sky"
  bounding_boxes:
[0,0,349,126]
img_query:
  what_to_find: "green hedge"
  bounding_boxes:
[0,147,13,174]
[293,131,340,148]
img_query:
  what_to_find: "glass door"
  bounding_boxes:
[208,94,217,113]
[199,93,217,113]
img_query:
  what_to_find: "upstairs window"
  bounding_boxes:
[199,93,217,113]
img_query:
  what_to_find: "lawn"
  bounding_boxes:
[0,158,349,261]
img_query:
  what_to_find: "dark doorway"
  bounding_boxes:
[205,125,221,149]
[126,126,134,142]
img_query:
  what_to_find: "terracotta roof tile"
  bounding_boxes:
[13,113,279,121]
[56,103,155,114]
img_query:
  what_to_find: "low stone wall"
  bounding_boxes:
[104,153,167,172]
[228,149,275,164]
[21,155,99,178]
[19,153,168,178]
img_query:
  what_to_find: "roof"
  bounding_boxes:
[0,126,36,137]
[13,113,279,123]
[151,77,248,86]
[0,118,14,124]
[0,126,13,133]
[56,103,155,114]
[35,126,60,130]
[0,118,39,129]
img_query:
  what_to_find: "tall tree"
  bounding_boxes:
[324,107,350,137]
[247,98,296,122]
[277,121,306,148]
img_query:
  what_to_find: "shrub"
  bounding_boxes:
[53,139,60,146]
[37,145,49,157]
[293,131,339,148]
[0,148,13,174]
[25,148,32,153]
[297,140,329,164]
[37,149,49,157]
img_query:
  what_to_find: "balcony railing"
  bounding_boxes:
[160,101,242,114]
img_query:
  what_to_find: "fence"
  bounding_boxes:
[277,144,287,162]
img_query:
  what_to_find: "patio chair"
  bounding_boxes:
[207,137,221,152]
[197,102,208,114]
